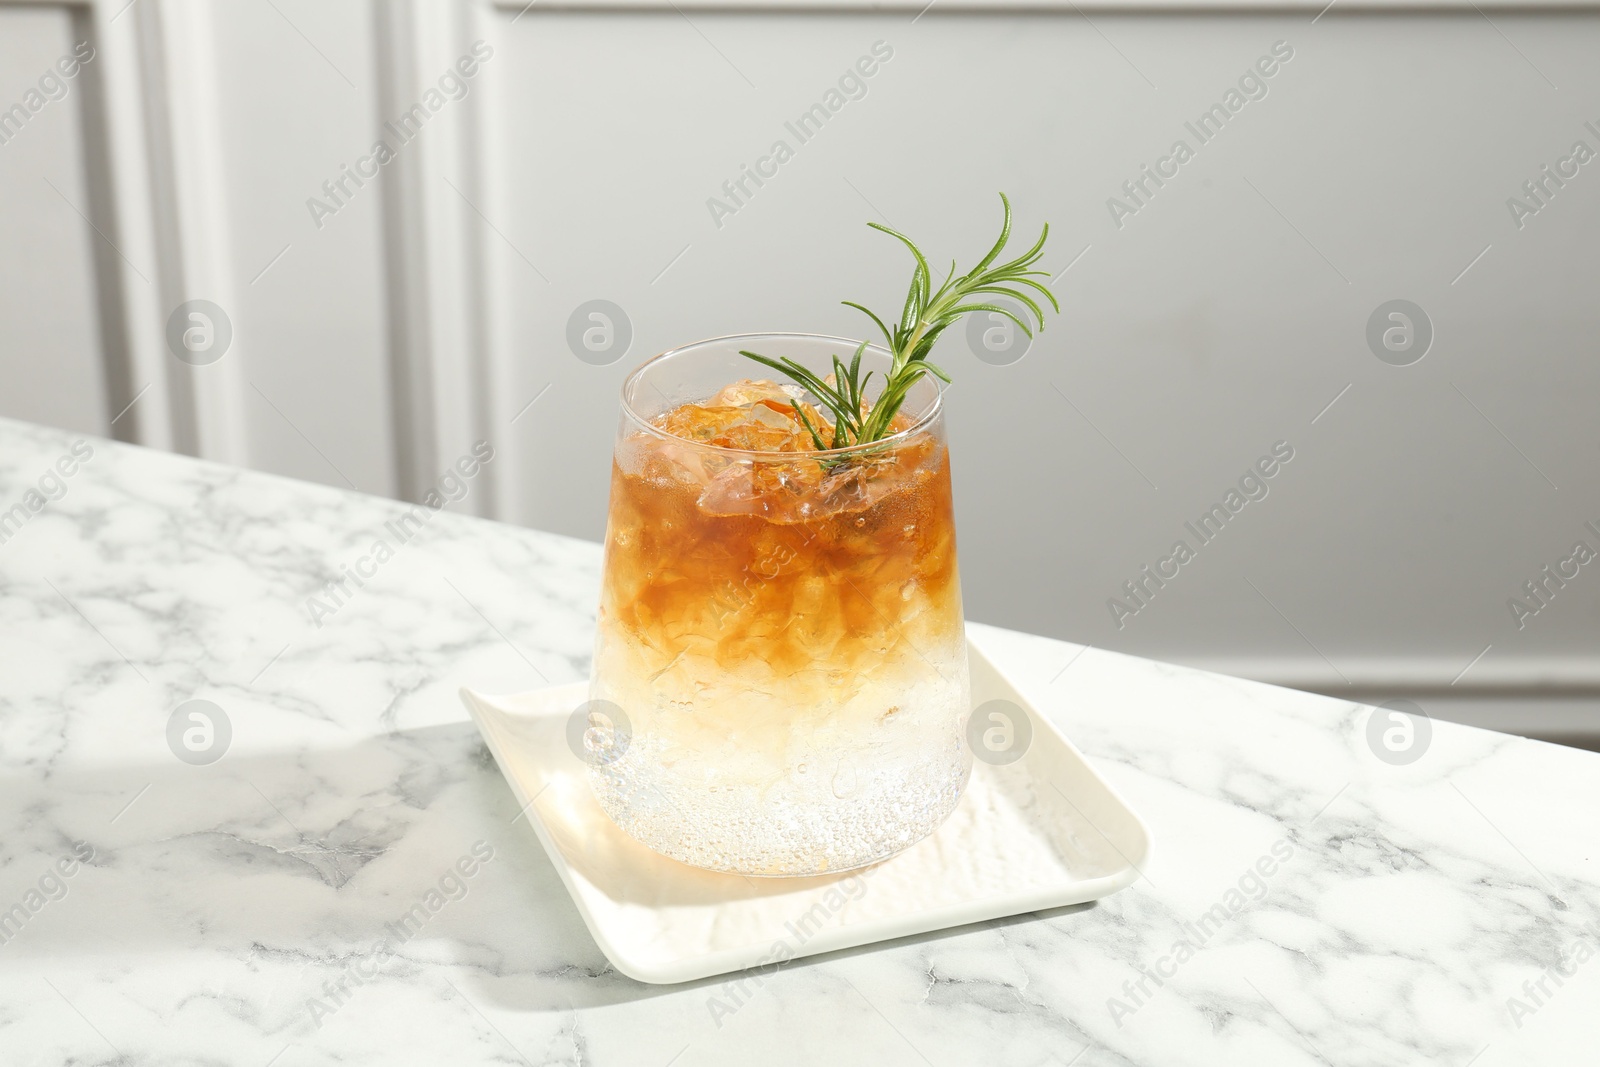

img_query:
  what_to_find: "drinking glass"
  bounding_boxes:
[587,333,970,876]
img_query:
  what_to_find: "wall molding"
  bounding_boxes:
[77,1,168,449]
[1132,654,1600,743]
[473,2,529,524]
[50,0,521,511]
[70,0,178,452]
[131,0,250,465]
[1175,655,1600,696]
[57,0,253,462]
[488,0,1600,10]
[374,0,508,516]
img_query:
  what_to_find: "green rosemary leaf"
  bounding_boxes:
[1009,218,1051,268]
[869,222,934,332]
[790,400,830,452]
[965,285,1048,327]
[910,320,953,359]
[832,354,852,411]
[966,191,1015,276]
[842,302,894,349]
[859,369,923,441]
[748,356,832,412]
[739,349,797,380]
[740,193,1057,461]
[948,302,1036,339]
[994,276,1062,314]
[741,349,850,431]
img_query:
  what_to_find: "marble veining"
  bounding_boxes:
[0,417,1595,1066]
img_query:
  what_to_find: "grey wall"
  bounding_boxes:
[1,0,1596,739]
[0,7,108,436]
[494,9,1600,705]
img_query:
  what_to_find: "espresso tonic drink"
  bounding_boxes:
[588,334,971,876]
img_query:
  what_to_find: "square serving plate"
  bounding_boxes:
[459,632,1151,984]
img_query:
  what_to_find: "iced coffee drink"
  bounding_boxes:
[588,334,970,876]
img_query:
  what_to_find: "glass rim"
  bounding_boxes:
[618,331,945,460]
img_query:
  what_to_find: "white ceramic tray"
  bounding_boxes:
[459,633,1151,984]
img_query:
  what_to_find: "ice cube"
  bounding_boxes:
[710,423,803,453]
[744,399,802,430]
[707,378,801,407]
[698,459,822,519]
[656,403,748,442]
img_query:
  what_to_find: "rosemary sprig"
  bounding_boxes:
[740,192,1058,463]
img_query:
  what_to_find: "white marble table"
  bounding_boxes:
[1,416,1596,1067]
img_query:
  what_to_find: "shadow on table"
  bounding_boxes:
[0,721,1102,1015]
